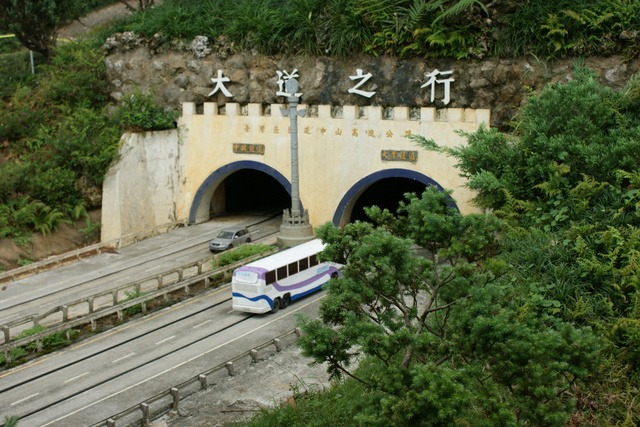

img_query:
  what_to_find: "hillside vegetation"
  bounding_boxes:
[118,0,640,60]
[255,65,640,426]
[1,2,640,425]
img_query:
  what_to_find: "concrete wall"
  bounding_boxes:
[102,103,490,241]
[101,130,182,242]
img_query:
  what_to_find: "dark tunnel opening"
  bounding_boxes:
[224,169,290,214]
[350,177,427,223]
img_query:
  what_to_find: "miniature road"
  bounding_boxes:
[1,288,326,426]
[0,214,281,327]
[0,213,333,426]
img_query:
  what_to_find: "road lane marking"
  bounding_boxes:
[112,353,136,363]
[193,320,211,329]
[11,392,40,406]
[65,372,89,383]
[155,336,175,345]
[41,293,325,426]
[0,285,230,380]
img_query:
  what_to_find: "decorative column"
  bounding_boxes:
[277,77,314,246]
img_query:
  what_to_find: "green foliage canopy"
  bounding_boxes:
[411,64,640,218]
[123,0,640,59]
[297,188,601,425]
[408,64,640,423]
[0,0,88,59]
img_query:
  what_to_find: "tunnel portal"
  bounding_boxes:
[349,177,427,223]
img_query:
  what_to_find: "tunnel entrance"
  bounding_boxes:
[217,169,290,215]
[349,177,427,223]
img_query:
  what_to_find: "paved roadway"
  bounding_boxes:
[0,288,325,426]
[0,214,281,327]
[0,213,328,426]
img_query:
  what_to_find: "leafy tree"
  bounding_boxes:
[0,0,87,60]
[410,63,640,216]
[408,63,640,423]
[298,188,602,425]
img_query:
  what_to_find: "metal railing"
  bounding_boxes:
[0,219,188,285]
[90,328,302,427]
[0,249,276,364]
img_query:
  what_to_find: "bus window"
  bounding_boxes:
[310,254,318,267]
[277,266,288,280]
[265,270,276,285]
[299,257,309,271]
[288,261,299,275]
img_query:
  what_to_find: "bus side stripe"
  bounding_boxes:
[232,292,273,304]
[290,284,325,301]
[272,267,340,292]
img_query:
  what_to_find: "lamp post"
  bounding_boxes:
[277,77,314,246]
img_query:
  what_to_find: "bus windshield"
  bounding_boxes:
[234,270,259,284]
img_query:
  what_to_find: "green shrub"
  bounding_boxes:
[0,346,28,365]
[0,50,39,97]
[215,244,274,267]
[0,196,70,238]
[25,166,80,208]
[0,88,51,143]
[49,106,122,185]
[3,416,19,427]
[116,90,178,132]
[0,161,26,203]
[38,42,109,108]
[123,288,147,316]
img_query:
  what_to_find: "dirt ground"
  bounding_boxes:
[58,2,137,40]
[152,345,333,426]
[0,210,102,270]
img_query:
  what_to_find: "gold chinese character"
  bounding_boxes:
[241,144,248,152]
[244,125,250,133]
[409,152,417,161]
[386,130,394,138]
[404,130,412,136]
[258,145,264,154]
[320,127,327,135]
[233,143,240,151]
[382,151,390,160]
[367,129,375,137]
[400,151,407,160]
[335,128,343,135]
[304,126,311,134]
[352,128,358,137]
[249,145,255,153]
[274,126,279,134]
[259,125,265,133]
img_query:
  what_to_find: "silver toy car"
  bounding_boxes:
[209,226,252,252]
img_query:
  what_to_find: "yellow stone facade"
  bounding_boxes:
[101,102,490,241]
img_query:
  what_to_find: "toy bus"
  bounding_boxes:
[231,239,342,314]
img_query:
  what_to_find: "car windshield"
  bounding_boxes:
[217,231,234,239]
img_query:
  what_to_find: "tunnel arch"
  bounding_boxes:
[189,161,292,224]
[332,169,458,227]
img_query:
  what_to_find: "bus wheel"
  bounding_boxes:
[281,294,291,309]
[331,272,339,279]
[271,298,281,313]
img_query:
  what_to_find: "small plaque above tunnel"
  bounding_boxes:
[233,143,265,155]
[381,150,417,162]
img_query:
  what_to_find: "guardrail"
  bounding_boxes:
[0,219,188,285]
[0,249,276,365]
[89,328,301,427]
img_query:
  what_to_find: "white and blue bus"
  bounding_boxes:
[231,239,342,314]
